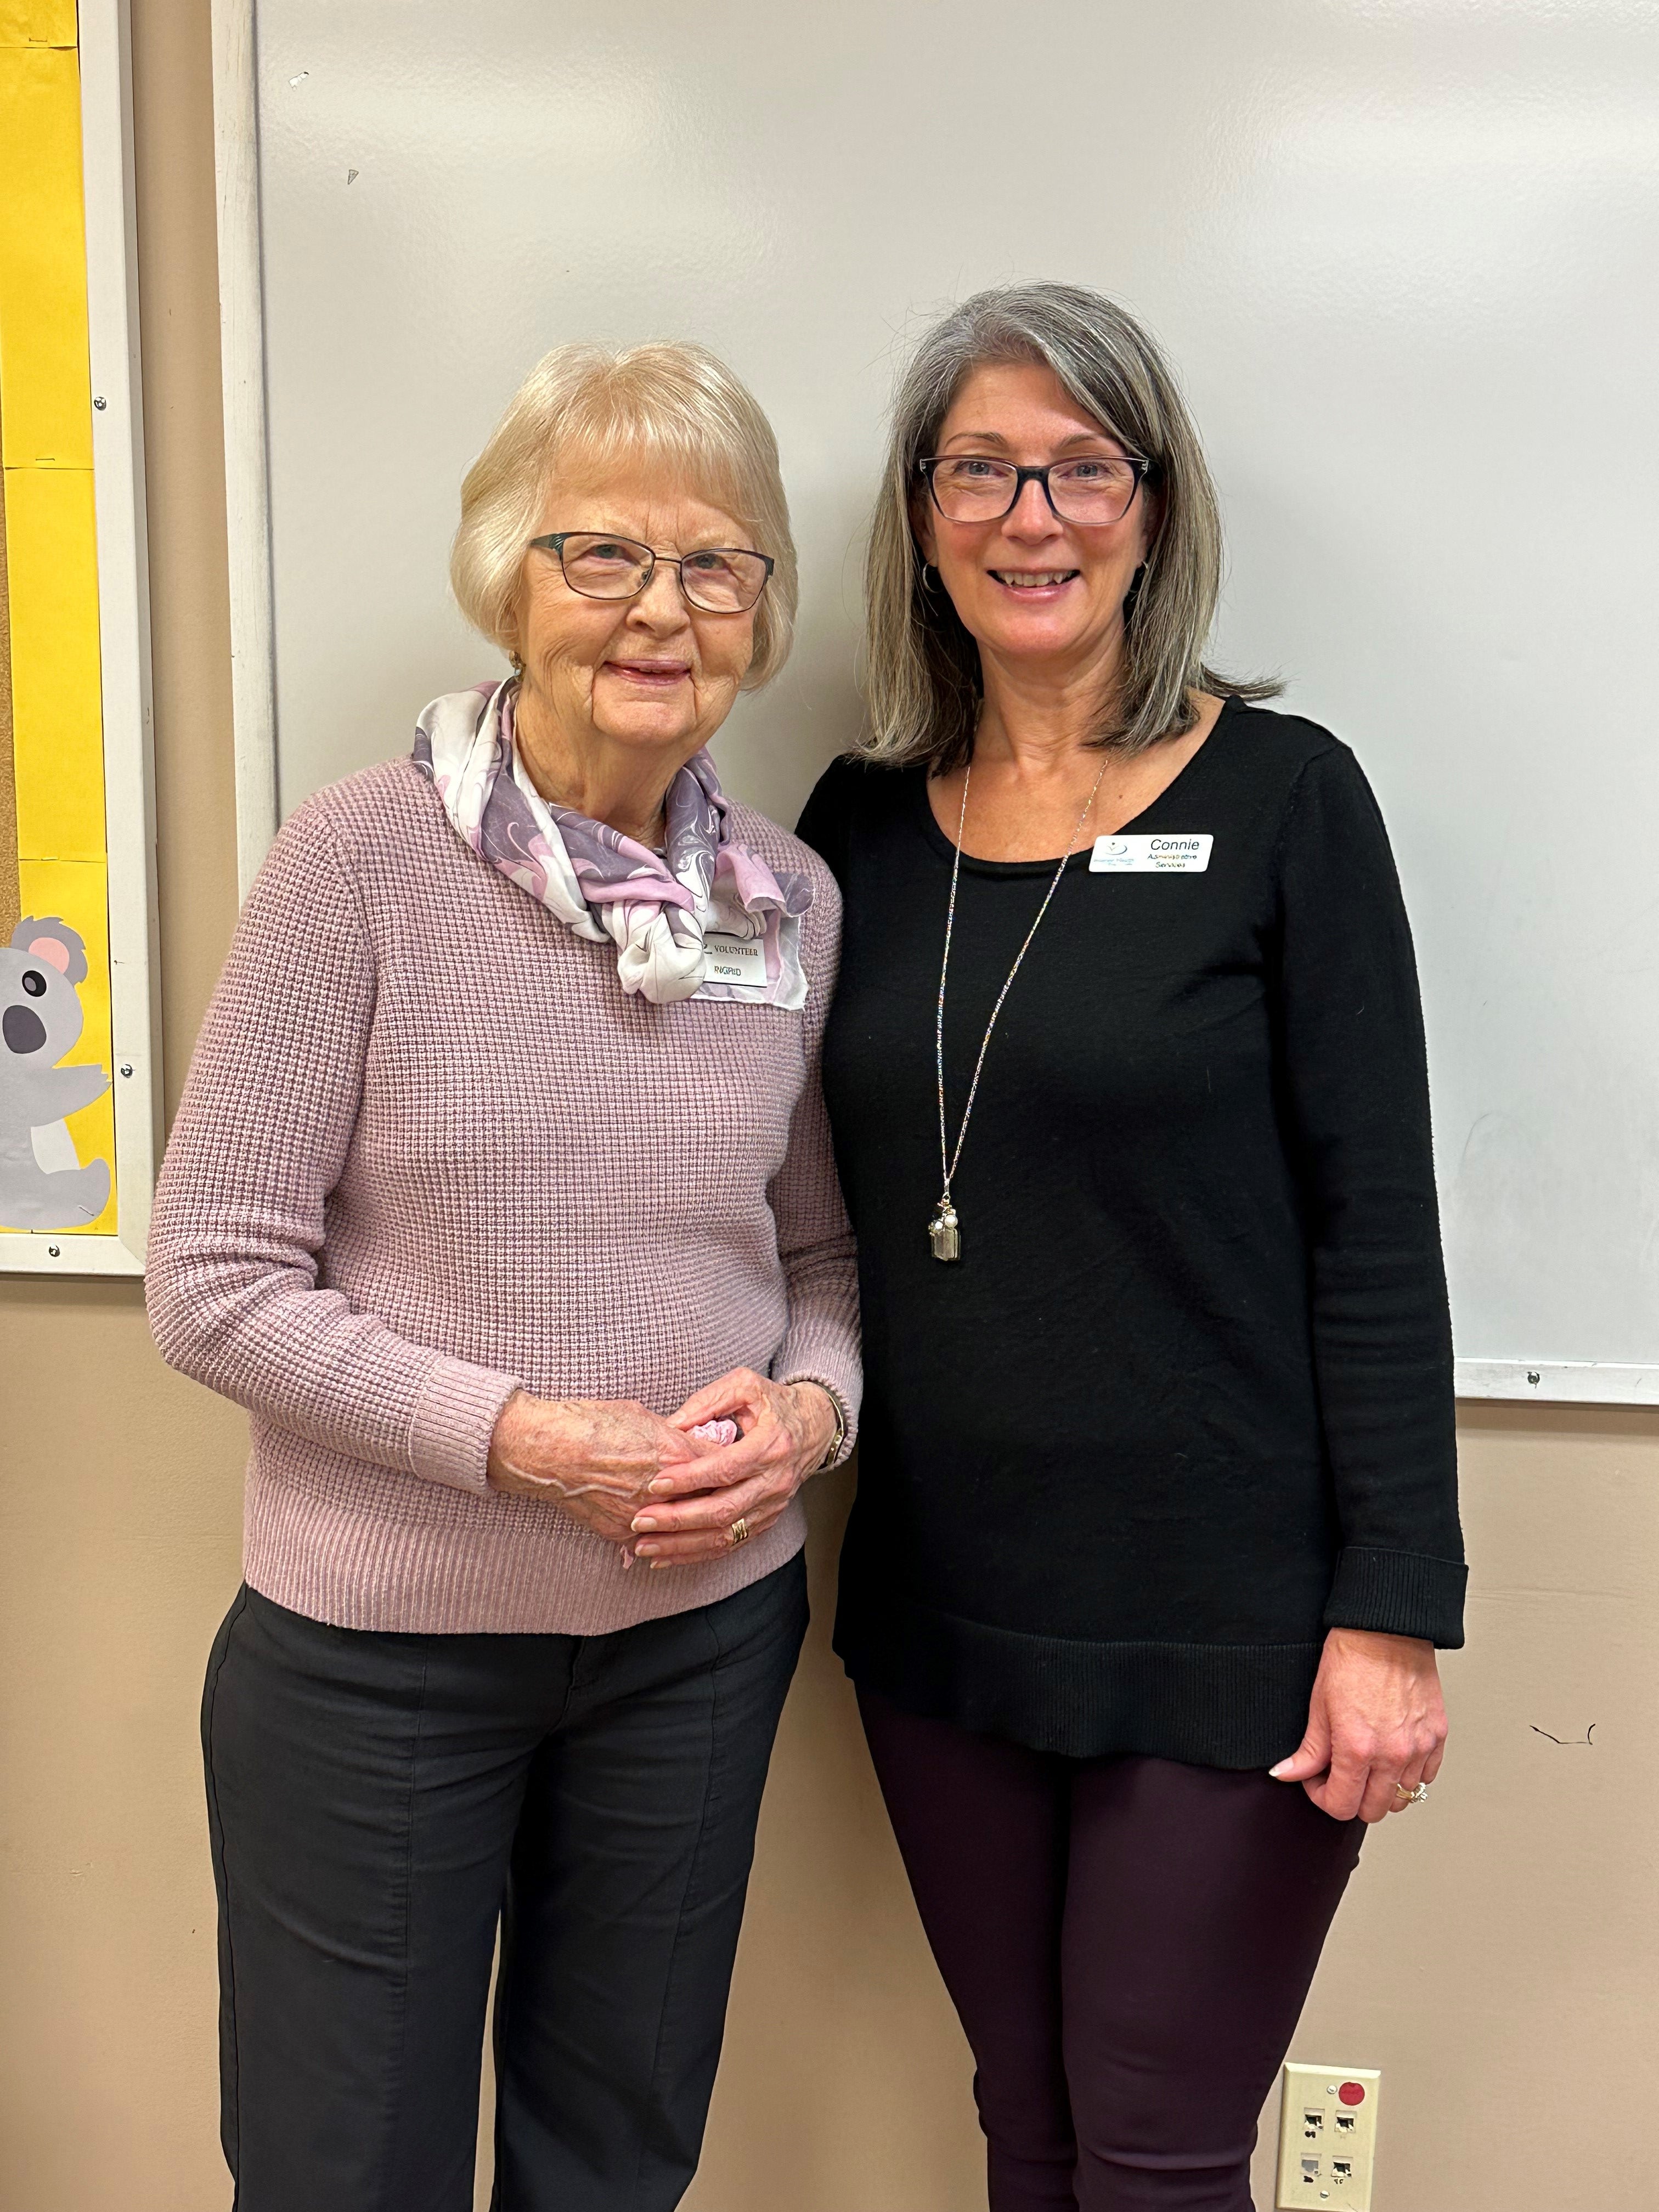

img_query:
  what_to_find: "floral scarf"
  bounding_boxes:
[413,680,812,1009]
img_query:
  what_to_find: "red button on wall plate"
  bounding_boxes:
[1339,2081,1366,2106]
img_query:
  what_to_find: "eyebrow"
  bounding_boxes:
[582,527,752,552]
[936,428,1127,455]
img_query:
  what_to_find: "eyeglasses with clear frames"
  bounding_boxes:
[527,532,775,613]
[918,453,1152,527]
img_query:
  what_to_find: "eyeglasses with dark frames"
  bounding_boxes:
[917,454,1152,527]
[528,532,774,614]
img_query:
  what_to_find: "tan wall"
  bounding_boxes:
[1,7,1652,2208]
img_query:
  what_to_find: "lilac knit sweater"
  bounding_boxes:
[146,756,861,1635]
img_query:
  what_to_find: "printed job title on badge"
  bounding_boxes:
[1088,834,1214,874]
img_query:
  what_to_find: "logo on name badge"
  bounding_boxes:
[1088,833,1213,874]
[702,931,767,984]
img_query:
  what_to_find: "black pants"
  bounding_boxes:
[860,1688,1365,2212]
[202,1560,808,2212]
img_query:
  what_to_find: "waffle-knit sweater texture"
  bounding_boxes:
[146,755,861,1635]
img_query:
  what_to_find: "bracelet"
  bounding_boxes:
[786,1379,847,1471]
[813,1389,848,1471]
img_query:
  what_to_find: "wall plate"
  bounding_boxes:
[1276,2064,1381,2210]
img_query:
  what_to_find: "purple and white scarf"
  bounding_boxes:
[413,680,812,1009]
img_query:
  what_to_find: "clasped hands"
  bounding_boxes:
[486,1370,839,1569]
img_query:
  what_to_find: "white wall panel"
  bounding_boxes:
[250,0,1659,1383]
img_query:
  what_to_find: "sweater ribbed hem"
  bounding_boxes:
[834,1596,1324,1768]
[1323,1544,1467,1647]
[243,1464,806,1635]
[408,1357,522,1493]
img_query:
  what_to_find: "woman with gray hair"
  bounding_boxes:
[147,341,858,2211]
[797,283,1465,2209]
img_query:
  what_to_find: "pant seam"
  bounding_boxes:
[626,1603,728,2212]
[371,1650,431,2212]
[554,1630,584,1733]
[489,1842,516,2212]
[494,1632,585,2209]
[202,1585,252,2201]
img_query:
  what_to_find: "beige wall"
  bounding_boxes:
[1,7,1652,2207]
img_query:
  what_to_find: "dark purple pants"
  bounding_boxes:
[859,1689,1364,2212]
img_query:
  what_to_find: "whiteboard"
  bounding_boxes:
[230,0,1659,1401]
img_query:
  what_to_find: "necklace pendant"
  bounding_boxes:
[928,1200,961,1263]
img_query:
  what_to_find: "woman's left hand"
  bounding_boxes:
[624,1370,839,1568]
[1269,1627,1448,1823]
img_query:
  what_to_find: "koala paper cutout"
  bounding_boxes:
[1,917,112,1231]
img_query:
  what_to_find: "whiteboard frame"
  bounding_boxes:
[1453,1362,1659,1408]
[213,1,1655,1404]
[1,0,161,1280]
[210,0,279,898]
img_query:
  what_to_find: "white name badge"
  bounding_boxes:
[702,932,768,985]
[1089,833,1213,874]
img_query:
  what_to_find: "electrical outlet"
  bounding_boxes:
[1275,2064,1380,2210]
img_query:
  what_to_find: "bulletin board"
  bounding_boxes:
[0,0,157,1274]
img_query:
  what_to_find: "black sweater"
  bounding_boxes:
[797,698,1465,1768]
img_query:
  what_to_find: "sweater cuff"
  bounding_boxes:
[777,1372,856,1469]
[1324,1545,1468,1649]
[774,1340,861,1466]
[408,1356,522,1494]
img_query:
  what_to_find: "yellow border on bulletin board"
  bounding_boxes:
[0,0,118,1238]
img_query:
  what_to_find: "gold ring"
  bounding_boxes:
[1393,1780,1429,1807]
[729,1517,751,1547]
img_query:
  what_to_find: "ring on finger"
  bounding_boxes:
[729,1516,751,1547]
[1393,1780,1430,1808]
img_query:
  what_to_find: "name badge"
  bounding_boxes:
[702,932,767,985]
[1089,833,1212,873]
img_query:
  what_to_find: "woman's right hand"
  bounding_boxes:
[486,1390,718,1547]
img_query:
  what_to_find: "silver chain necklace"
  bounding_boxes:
[930,754,1109,1262]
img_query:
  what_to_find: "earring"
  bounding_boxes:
[1123,563,1148,619]
[920,562,943,595]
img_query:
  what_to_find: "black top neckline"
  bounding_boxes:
[908,693,1242,879]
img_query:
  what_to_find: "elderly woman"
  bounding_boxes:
[147,341,858,2212]
[795,284,1465,2211]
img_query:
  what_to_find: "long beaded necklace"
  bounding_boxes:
[929,753,1109,1262]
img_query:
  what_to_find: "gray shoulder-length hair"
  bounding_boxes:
[863,282,1276,766]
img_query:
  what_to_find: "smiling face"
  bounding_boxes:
[512,467,759,775]
[915,359,1154,688]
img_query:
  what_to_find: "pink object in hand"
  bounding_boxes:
[621,1417,740,1567]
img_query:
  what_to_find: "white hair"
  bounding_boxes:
[451,340,797,687]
